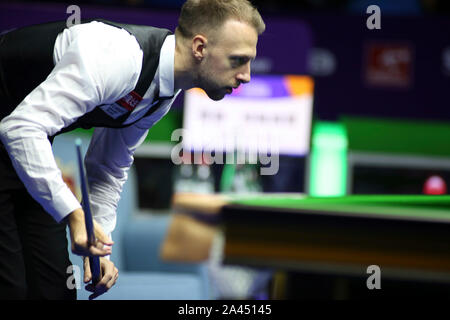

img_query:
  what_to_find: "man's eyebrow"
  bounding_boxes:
[230,55,255,61]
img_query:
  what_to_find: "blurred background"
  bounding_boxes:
[1,0,450,300]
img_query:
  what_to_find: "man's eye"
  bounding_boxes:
[230,58,239,67]
[230,57,247,67]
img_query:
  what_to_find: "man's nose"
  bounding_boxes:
[236,63,251,84]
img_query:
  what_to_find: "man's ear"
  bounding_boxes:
[192,35,207,61]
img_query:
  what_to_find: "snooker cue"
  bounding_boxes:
[75,138,101,286]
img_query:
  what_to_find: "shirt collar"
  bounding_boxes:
[158,34,175,98]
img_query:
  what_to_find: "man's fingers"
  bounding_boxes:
[83,257,92,283]
[68,209,113,258]
[85,261,119,299]
[94,221,114,246]
[102,266,118,290]
[72,244,111,257]
[107,267,119,289]
[89,245,112,256]
[72,240,111,257]
[97,260,114,288]
[97,273,113,290]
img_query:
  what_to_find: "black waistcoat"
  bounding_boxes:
[0,19,172,137]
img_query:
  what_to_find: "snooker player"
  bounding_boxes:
[0,0,265,299]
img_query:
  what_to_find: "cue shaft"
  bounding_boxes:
[75,139,101,286]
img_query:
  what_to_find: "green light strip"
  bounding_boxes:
[309,122,348,197]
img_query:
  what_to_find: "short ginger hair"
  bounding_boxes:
[176,0,265,39]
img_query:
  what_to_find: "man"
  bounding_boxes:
[0,0,265,299]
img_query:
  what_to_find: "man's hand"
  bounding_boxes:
[84,256,119,300]
[67,208,113,257]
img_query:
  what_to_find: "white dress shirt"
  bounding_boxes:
[0,21,180,238]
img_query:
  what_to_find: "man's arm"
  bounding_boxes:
[0,22,142,224]
[84,91,180,239]
[84,124,149,239]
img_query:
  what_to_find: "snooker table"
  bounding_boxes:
[171,193,450,298]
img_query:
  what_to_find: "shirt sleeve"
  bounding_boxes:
[85,124,149,238]
[0,22,142,223]
[85,88,181,238]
